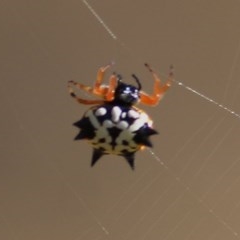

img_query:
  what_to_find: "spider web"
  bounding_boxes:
[1,0,240,240]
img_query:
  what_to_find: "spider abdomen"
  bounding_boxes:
[73,104,158,169]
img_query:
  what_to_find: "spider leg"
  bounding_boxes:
[139,63,172,106]
[67,63,117,104]
[68,63,112,97]
[68,80,105,105]
[105,73,118,101]
[68,80,95,94]
[89,63,118,101]
[94,64,112,93]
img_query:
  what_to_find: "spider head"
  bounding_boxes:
[113,74,141,105]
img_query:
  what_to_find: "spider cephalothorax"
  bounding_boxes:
[111,74,141,106]
[68,63,172,169]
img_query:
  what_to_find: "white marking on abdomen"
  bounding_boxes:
[111,106,122,122]
[95,107,107,116]
[117,121,128,129]
[103,120,114,128]
[121,112,127,118]
[129,118,145,132]
[86,111,100,128]
[128,109,140,119]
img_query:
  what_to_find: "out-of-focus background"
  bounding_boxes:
[1,1,240,239]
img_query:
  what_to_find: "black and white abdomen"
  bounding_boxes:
[73,104,158,168]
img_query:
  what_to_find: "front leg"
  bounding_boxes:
[93,63,114,96]
[67,80,105,105]
[139,64,172,106]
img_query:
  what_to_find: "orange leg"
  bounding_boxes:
[67,63,117,105]
[67,80,105,105]
[105,74,118,101]
[91,63,118,99]
[139,63,173,106]
[68,64,112,97]
[93,64,112,95]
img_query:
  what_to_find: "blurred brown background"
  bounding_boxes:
[1,0,240,239]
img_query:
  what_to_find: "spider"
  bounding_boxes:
[68,63,172,169]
